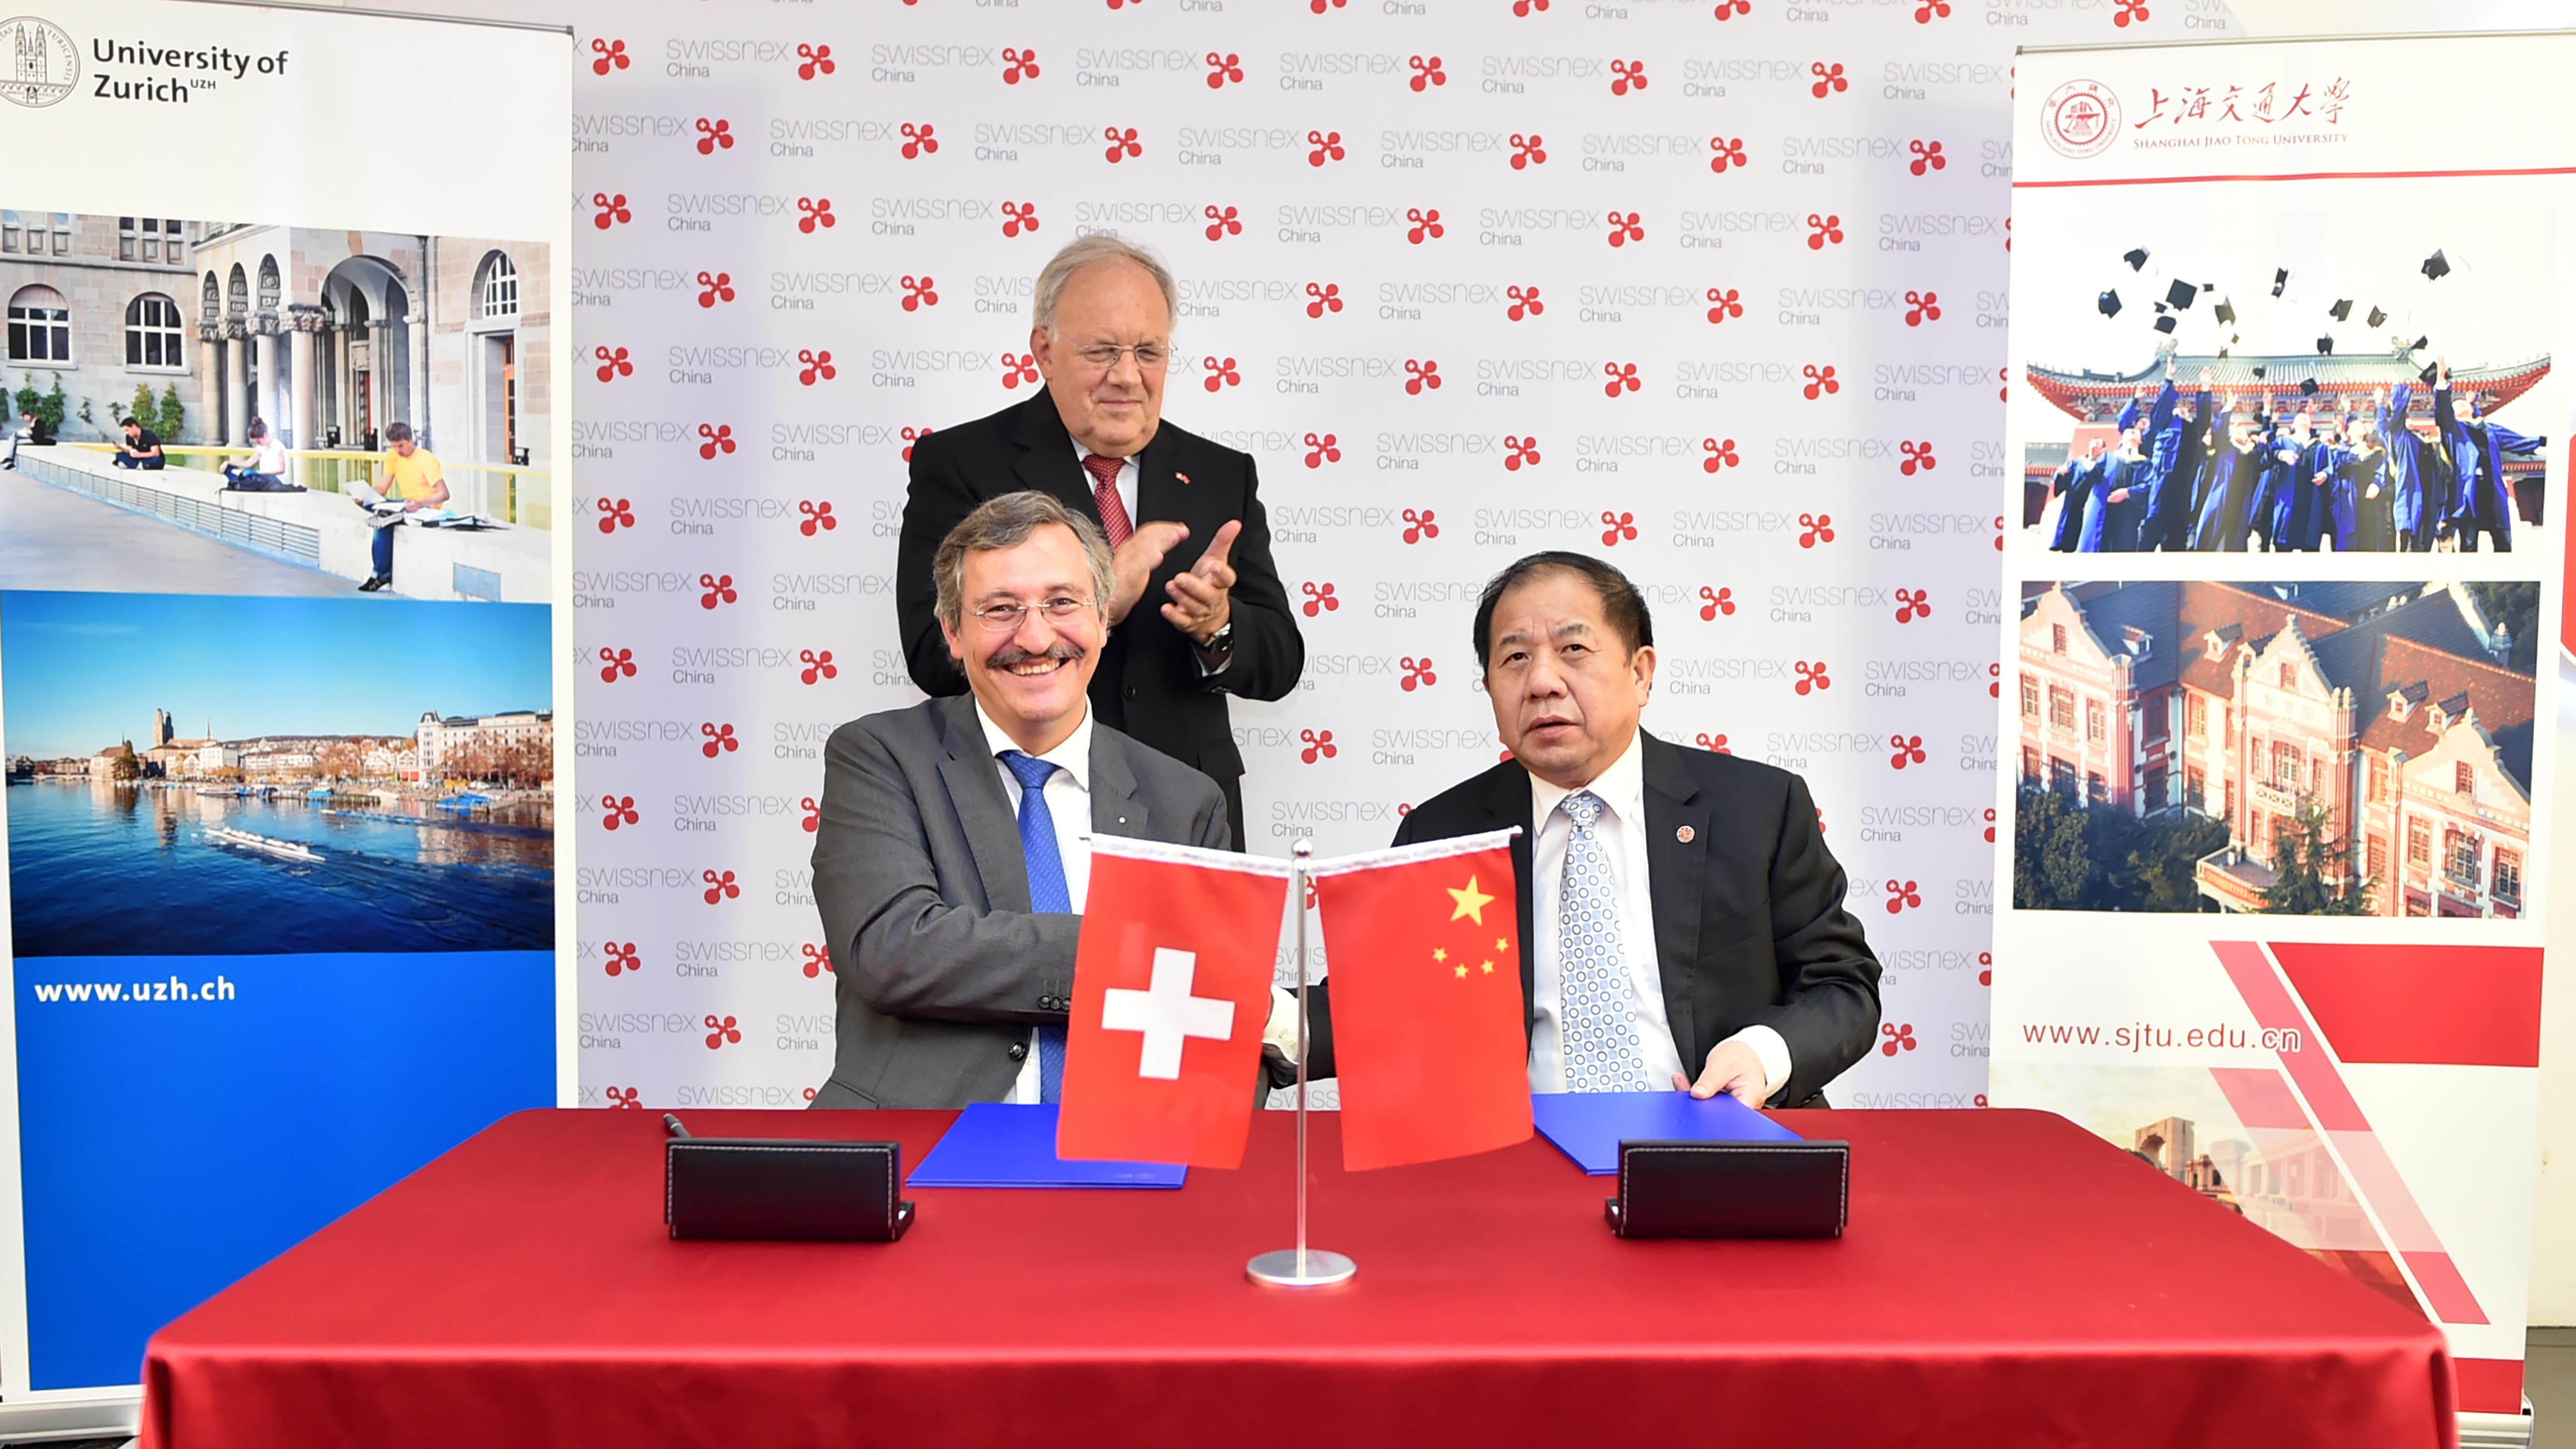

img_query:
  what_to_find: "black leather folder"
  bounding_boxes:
[1605,1138,1849,1239]
[666,1134,914,1242]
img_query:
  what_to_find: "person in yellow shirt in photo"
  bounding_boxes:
[360,421,448,593]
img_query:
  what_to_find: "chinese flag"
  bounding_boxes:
[1313,832,1531,1170]
[1057,838,1289,1169]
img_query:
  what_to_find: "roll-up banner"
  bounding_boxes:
[0,0,573,1429]
[1996,30,2568,1426]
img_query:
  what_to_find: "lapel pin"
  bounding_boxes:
[1675,825,1695,844]
[1175,470,1192,484]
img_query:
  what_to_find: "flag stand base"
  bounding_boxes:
[1246,1248,1356,1288]
[1247,842,1354,1291]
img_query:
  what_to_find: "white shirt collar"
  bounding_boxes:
[1071,439,1136,469]
[1528,727,1645,830]
[972,694,1093,793]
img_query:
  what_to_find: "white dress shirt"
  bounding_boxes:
[1527,732,1792,1099]
[974,695,1296,1103]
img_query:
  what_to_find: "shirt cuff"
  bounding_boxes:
[1193,640,1232,677]
[1719,1025,1793,1104]
[1263,986,1303,1057]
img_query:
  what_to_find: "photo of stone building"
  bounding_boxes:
[2,211,549,468]
[2013,579,2534,917]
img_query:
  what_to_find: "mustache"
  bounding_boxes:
[988,640,1085,669]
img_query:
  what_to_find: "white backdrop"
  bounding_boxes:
[394,0,2256,1112]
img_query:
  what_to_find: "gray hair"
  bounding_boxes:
[933,491,1117,630]
[1031,234,1176,334]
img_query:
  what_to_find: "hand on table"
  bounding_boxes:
[1675,1039,1771,1108]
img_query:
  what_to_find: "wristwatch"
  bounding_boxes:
[1196,621,1234,653]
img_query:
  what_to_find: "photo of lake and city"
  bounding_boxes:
[2,590,553,956]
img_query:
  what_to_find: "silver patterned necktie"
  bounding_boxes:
[1558,790,1650,1093]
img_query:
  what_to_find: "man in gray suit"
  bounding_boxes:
[809,490,1249,1109]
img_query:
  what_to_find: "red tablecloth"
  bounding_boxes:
[144,1108,2454,1449]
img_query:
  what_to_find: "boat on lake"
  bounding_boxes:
[205,826,322,862]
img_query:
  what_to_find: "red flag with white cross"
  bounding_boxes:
[1057,838,1289,1169]
[1311,830,1531,1170]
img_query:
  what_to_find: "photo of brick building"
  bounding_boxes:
[2014,579,2534,917]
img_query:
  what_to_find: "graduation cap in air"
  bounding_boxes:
[2299,377,2321,396]
[2421,250,2450,281]
[2327,299,2352,322]
[2097,290,2123,318]
[2272,268,2290,298]
[2164,279,2196,311]
[2251,366,2267,380]
[2366,306,2388,329]
[2154,315,2177,334]
[2410,335,2428,352]
[2315,335,2334,355]
[2419,361,2440,386]
[2123,248,2150,271]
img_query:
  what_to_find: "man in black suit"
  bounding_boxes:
[1292,552,1880,1108]
[897,235,1303,842]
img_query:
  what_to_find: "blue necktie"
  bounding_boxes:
[1000,751,1071,1103]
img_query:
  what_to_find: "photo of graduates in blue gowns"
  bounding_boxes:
[2012,211,2553,556]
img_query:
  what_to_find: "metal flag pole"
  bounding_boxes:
[1247,838,1354,1287]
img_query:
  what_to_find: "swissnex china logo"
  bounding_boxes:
[3,15,294,106]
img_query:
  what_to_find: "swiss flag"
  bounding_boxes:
[1312,830,1531,1169]
[1057,838,1289,1169]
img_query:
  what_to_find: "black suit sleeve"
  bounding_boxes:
[1198,453,1302,703]
[1757,774,1883,1107]
[895,435,974,698]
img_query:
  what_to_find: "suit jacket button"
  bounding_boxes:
[1123,686,1138,699]
[1008,1043,1028,1061]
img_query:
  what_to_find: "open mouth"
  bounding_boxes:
[992,646,1080,680]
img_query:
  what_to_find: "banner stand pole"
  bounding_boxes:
[1247,839,1355,1288]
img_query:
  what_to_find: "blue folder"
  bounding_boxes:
[1530,1091,1802,1176]
[906,1103,1186,1189]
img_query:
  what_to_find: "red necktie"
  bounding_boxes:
[1081,453,1133,547]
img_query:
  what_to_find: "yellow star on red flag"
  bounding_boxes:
[1447,874,1495,924]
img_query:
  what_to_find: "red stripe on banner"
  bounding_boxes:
[2210,942,2492,1325]
[2015,164,2576,189]
[2268,943,2543,1068]
[2454,1358,2525,1414]
[2208,1066,2307,1131]
[2399,1252,2490,1328]
[2209,942,2369,1132]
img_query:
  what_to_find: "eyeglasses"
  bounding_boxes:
[966,597,1098,631]
[1070,342,1169,372]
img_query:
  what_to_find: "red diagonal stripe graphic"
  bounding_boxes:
[2211,941,2489,1326]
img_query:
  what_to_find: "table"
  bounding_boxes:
[144,1108,2455,1449]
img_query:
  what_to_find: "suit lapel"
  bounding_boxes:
[1638,733,1708,1066]
[1134,425,1183,529]
[1088,726,1148,842]
[1481,766,1538,1038]
[1007,393,1092,515]
[932,695,1031,912]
